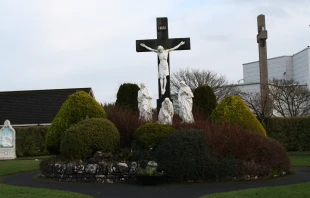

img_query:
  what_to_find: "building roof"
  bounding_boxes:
[0,88,94,126]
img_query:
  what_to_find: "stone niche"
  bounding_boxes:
[0,120,16,160]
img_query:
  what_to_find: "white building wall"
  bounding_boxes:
[242,47,310,87]
[292,48,310,86]
[243,62,260,83]
[243,56,293,84]
[235,83,260,93]
[285,56,294,80]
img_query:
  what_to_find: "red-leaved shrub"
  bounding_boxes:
[173,119,291,177]
[104,104,142,148]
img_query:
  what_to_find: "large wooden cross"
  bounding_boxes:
[257,14,269,116]
[136,17,191,113]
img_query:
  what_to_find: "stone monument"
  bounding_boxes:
[178,81,194,123]
[0,120,16,160]
[136,17,191,113]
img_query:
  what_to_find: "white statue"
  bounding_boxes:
[158,98,174,125]
[178,81,194,123]
[0,120,14,147]
[140,41,185,95]
[137,83,153,122]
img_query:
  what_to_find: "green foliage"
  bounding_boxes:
[193,85,217,116]
[210,96,267,136]
[266,117,310,151]
[46,91,107,154]
[60,118,120,159]
[133,123,174,149]
[15,126,49,157]
[115,83,139,111]
[155,128,238,181]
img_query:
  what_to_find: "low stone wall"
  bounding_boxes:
[41,161,152,183]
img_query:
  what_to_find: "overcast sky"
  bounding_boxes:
[1,0,309,106]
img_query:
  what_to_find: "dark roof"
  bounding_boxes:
[0,88,94,125]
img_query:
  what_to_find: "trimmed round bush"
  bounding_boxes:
[46,91,107,154]
[115,83,139,111]
[133,123,174,149]
[60,118,120,159]
[210,96,267,136]
[155,128,237,181]
[193,85,217,117]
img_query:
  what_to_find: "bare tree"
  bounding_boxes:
[171,68,241,102]
[240,91,273,127]
[241,78,310,119]
[269,78,310,117]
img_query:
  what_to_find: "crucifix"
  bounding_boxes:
[257,14,269,116]
[136,17,191,113]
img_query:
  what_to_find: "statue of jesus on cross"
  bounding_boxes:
[140,41,185,95]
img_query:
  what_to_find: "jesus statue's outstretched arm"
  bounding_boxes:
[140,43,158,53]
[167,41,185,52]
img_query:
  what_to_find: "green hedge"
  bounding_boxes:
[266,117,310,151]
[15,126,49,157]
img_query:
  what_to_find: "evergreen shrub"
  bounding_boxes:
[115,83,139,111]
[133,123,174,149]
[193,85,217,117]
[60,118,120,159]
[210,96,267,136]
[46,91,106,154]
[155,128,238,181]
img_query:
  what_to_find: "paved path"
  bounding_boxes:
[2,167,310,198]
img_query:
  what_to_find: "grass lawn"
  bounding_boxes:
[200,182,310,198]
[288,152,310,167]
[0,159,40,176]
[0,158,92,198]
[288,151,310,155]
[0,184,92,198]
[200,152,310,197]
[290,156,310,167]
[1,152,310,198]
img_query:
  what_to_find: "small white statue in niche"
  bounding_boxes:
[0,120,14,148]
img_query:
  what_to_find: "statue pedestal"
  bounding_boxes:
[0,147,16,160]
